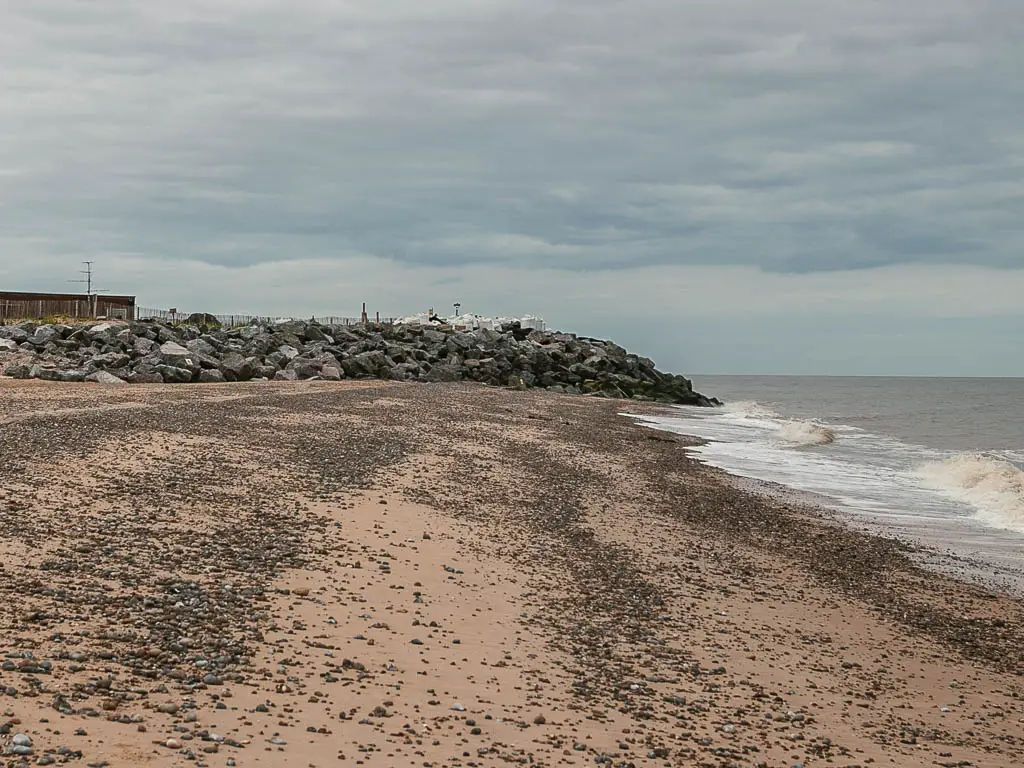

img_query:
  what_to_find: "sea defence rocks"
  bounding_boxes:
[0,319,719,405]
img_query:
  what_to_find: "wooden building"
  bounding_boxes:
[0,291,137,321]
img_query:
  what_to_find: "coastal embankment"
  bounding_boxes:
[0,380,1021,767]
[0,318,717,406]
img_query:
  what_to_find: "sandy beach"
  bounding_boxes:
[0,379,1021,768]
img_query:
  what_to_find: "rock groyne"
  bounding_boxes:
[0,318,719,405]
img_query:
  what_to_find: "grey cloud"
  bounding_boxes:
[0,0,1022,275]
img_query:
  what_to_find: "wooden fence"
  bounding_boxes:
[0,298,132,322]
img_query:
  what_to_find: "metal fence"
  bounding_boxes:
[134,308,397,327]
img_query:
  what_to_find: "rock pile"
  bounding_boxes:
[0,318,719,405]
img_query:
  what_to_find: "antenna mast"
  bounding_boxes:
[69,261,109,317]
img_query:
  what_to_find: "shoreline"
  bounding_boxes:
[0,380,1021,767]
[630,404,1024,596]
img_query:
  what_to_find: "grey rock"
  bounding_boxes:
[159,341,199,372]
[127,371,165,384]
[305,325,333,344]
[156,365,195,383]
[89,352,132,370]
[199,369,227,383]
[134,337,156,356]
[30,325,62,346]
[37,368,86,383]
[85,370,127,386]
[3,363,31,379]
[0,316,717,403]
[218,352,254,382]
[288,358,322,379]
[187,338,219,357]
[256,364,279,380]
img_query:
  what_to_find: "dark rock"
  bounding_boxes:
[199,369,227,384]
[218,353,255,382]
[0,317,716,404]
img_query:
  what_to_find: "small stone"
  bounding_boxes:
[533,714,546,725]
[13,734,32,747]
[165,738,181,749]
[156,703,179,715]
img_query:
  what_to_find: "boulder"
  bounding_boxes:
[186,312,221,327]
[342,350,387,378]
[156,365,195,383]
[89,352,132,370]
[37,368,86,383]
[159,341,199,372]
[218,353,255,382]
[187,338,219,357]
[288,358,322,380]
[85,370,127,386]
[4,363,31,379]
[127,371,165,384]
[423,363,462,383]
[30,326,62,347]
[305,325,333,344]
[199,369,227,384]
[0,316,717,404]
[134,337,156,356]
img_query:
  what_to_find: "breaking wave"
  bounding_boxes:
[778,421,837,446]
[917,454,1024,533]
[724,400,780,419]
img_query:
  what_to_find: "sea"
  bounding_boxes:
[629,376,1024,590]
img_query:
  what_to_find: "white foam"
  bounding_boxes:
[917,455,1024,533]
[723,400,780,419]
[778,421,837,446]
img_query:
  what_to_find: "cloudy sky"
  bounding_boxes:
[1,1,1021,375]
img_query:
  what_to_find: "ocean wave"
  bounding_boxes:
[724,400,780,419]
[917,454,1024,533]
[777,421,837,446]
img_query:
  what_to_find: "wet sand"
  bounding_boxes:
[0,379,1021,767]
